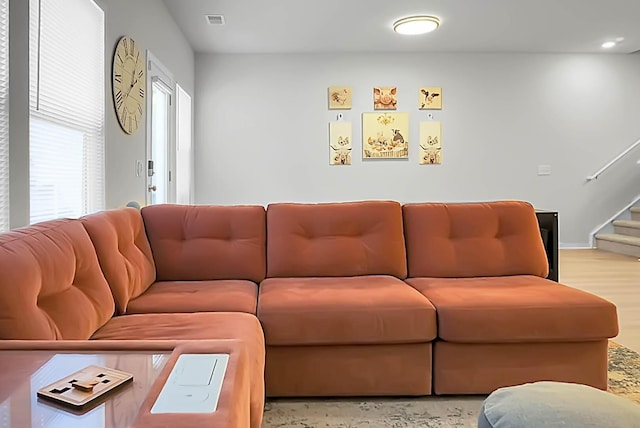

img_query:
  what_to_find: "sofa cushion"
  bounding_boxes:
[258,276,436,345]
[266,201,407,278]
[403,201,549,278]
[81,208,156,314]
[126,280,258,315]
[406,276,619,343]
[92,312,263,345]
[141,204,266,283]
[0,220,115,340]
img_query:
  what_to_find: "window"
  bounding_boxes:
[0,0,8,232]
[29,0,105,224]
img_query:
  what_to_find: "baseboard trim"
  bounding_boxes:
[559,244,593,250]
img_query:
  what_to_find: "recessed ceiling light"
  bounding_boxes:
[615,37,625,42]
[601,41,616,49]
[205,14,225,25]
[393,16,440,35]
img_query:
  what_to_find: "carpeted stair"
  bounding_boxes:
[596,207,640,258]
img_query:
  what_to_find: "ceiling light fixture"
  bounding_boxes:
[205,14,225,25]
[393,15,440,35]
[601,41,616,49]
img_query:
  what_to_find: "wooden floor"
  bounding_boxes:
[560,249,640,353]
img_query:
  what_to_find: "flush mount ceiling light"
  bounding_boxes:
[602,37,624,49]
[393,15,440,35]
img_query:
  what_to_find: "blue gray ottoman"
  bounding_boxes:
[479,381,640,427]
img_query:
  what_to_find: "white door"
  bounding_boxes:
[146,52,174,205]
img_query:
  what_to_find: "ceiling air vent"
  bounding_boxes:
[205,15,225,25]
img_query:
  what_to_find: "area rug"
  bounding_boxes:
[262,342,640,428]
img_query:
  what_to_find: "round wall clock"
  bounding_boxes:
[112,36,145,135]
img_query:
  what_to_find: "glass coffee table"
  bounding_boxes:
[0,350,171,428]
[0,340,250,428]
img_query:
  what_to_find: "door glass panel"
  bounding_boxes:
[176,84,192,205]
[150,81,169,205]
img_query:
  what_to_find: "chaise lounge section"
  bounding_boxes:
[402,201,619,394]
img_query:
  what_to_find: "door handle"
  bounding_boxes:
[148,185,157,192]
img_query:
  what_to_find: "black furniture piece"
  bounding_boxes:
[536,210,559,282]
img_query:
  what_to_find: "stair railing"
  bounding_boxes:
[586,137,640,181]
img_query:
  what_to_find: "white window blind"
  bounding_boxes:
[29,0,105,224]
[0,0,8,232]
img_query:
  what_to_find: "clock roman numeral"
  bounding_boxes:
[117,53,123,65]
[137,104,143,115]
[114,73,122,83]
[115,90,123,108]
[139,88,145,98]
[138,69,143,79]
[123,38,129,56]
[130,39,135,55]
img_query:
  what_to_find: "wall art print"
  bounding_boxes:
[419,121,442,164]
[374,87,397,110]
[419,87,442,109]
[328,86,352,109]
[362,112,408,159]
[329,122,352,165]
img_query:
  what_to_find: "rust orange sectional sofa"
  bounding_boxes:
[0,200,619,423]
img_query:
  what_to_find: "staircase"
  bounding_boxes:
[595,207,640,258]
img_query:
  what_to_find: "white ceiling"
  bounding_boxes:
[162,0,640,54]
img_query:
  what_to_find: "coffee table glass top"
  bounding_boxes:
[0,351,170,428]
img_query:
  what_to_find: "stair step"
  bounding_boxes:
[595,233,640,258]
[632,207,640,221]
[613,220,640,238]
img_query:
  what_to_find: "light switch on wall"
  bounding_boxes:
[537,165,551,176]
[135,160,144,177]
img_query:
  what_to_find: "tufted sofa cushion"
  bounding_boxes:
[403,201,548,278]
[82,208,156,314]
[141,204,266,283]
[266,201,407,278]
[0,220,115,339]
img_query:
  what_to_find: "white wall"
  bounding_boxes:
[102,0,194,209]
[195,53,640,247]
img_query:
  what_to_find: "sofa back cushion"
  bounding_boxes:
[403,201,549,278]
[267,201,407,278]
[141,204,266,282]
[81,208,156,314]
[0,220,115,339]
